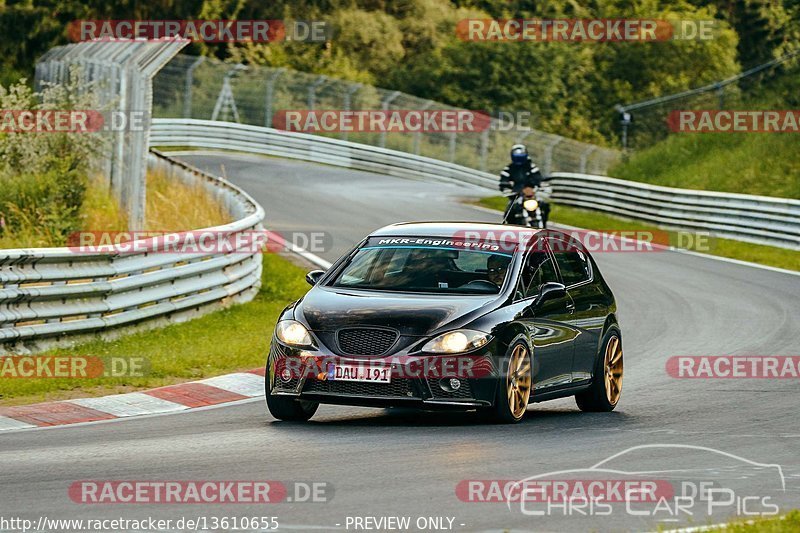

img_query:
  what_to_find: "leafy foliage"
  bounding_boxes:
[0,0,797,146]
[0,77,105,246]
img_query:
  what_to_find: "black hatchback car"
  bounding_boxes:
[266,222,622,423]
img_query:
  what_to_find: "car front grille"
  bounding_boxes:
[337,327,399,356]
[303,378,413,398]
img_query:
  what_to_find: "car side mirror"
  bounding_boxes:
[533,282,566,308]
[305,269,326,286]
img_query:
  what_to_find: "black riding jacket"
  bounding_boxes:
[499,158,543,192]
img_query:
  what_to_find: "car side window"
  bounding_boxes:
[523,252,559,298]
[549,238,591,286]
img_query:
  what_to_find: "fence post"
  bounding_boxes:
[264,68,284,127]
[307,76,327,110]
[413,100,434,155]
[479,128,489,172]
[544,137,563,176]
[579,146,596,174]
[342,83,361,140]
[379,91,401,148]
[448,132,457,163]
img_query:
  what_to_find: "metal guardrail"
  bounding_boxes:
[549,174,800,250]
[151,118,800,251]
[0,150,264,353]
[150,118,499,190]
[153,54,622,176]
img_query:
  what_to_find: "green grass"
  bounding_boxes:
[0,254,309,406]
[611,133,800,199]
[701,510,800,532]
[477,197,800,272]
[610,67,800,200]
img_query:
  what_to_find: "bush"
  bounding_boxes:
[0,166,87,247]
[0,76,104,247]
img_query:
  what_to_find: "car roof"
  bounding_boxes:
[370,222,546,238]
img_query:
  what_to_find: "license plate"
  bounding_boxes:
[327,363,391,383]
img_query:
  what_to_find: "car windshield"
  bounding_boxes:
[330,237,513,294]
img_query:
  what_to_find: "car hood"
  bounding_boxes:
[296,286,499,337]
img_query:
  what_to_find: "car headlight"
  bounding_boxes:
[275,320,313,347]
[523,199,539,212]
[422,329,490,354]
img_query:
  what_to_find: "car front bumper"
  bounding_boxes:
[267,339,501,409]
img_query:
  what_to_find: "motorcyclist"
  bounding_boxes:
[499,144,551,226]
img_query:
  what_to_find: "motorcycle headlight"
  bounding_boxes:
[523,199,539,212]
[275,320,313,347]
[422,329,490,354]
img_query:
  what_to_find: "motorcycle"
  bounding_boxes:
[501,186,547,229]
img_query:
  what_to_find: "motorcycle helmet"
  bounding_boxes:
[510,144,528,165]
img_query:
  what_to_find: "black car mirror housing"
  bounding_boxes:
[533,282,567,308]
[305,269,326,286]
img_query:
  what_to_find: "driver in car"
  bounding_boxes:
[486,255,510,287]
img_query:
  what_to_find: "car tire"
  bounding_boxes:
[485,340,532,424]
[575,327,623,412]
[265,360,319,422]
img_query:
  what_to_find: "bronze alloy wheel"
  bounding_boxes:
[603,335,623,406]
[507,344,532,419]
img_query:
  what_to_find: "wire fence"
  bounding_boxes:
[34,40,189,229]
[152,54,621,176]
[615,49,800,150]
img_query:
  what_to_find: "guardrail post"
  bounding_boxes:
[378,91,401,148]
[183,56,205,118]
[264,68,284,127]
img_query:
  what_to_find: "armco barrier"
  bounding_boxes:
[0,150,264,353]
[150,119,800,251]
[549,174,800,250]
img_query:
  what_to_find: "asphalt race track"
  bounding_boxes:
[1,153,798,532]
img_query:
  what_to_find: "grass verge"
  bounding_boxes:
[145,167,229,230]
[699,510,800,532]
[477,197,799,272]
[610,133,800,200]
[0,254,308,406]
